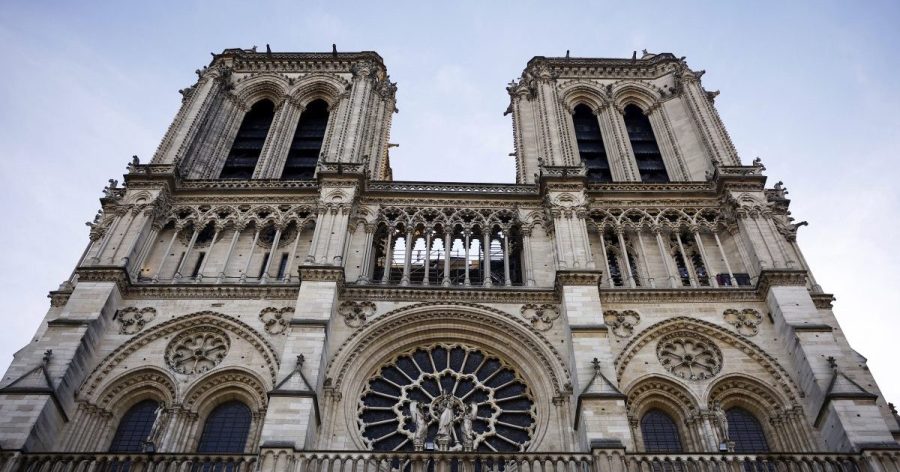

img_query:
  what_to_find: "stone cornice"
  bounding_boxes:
[299,265,346,284]
[756,269,809,294]
[215,50,386,72]
[365,181,539,197]
[73,266,131,294]
[811,293,836,310]
[555,270,603,288]
[342,285,558,304]
[177,179,319,192]
[600,288,761,304]
[128,285,299,300]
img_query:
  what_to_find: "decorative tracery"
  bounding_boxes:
[656,332,722,381]
[358,344,536,452]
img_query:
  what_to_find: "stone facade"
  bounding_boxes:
[0,47,897,462]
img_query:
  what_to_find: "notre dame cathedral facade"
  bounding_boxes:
[0,48,897,471]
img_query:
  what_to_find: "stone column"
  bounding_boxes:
[217,226,242,283]
[400,226,414,286]
[152,226,181,282]
[442,228,452,287]
[259,225,282,283]
[240,227,261,283]
[615,228,635,288]
[195,224,221,282]
[482,227,492,287]
[381,226,394,284]
[422,228,432,285]
[691,227,717,287]
[654,228,678,288]
[713,231,737,287]
[502,229,512,286]
[172,225,200,282]
[356,224,375,284]
[522,227,536,287]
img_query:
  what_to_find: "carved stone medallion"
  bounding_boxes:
[259,306,293,335]
[723,308,762,336]
[165,327,230,375]
[116,307,157,335]
[656,332,722,381]
[338,301,376,328]
[603,310,640,337]
[520,303,559,331]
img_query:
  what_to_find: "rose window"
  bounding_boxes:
[656,332,722,381]
[358,344,536,452]
[165,327,230,375]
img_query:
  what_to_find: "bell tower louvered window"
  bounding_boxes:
[623,104,669,183]
[572,104,611,183]
[282,99,329,180]
[220,99,276,179]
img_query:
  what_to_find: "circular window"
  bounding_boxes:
[656,332,722,381]
[358,344,535,452]
[165,327,230,375]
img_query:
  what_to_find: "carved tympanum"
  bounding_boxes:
[603,310,640,337]
[656,332,722,381]
[116,307,157,335]
[520,303,559,331]
[338,301,376,328]
[723,308,762,336]
[165,327,230,375]
[259,307,293,335]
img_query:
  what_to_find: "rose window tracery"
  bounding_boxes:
[656,332,722,381]
[165,327,230,375]
[358,344,536,452]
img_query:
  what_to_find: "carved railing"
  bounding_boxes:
[0,452,256,472]
[2,450,899,472]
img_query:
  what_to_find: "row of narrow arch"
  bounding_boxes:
[573,103,669,183]
[220,98,329,180]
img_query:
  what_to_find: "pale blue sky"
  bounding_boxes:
[1,1,898,404]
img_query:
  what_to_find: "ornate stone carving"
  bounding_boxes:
[258,307,293,335]
[116,307,157,335]
[520,303,560,331]
[338,301,375,328]
[358,343,535,452]
[165,327,230,375]
[723,308,762,336]
[603,310,640,337]
[656,332,722,381]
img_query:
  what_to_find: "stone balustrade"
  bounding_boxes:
[3,449,898,472]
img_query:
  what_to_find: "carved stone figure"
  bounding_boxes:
[711,401,729,443]
[144,401,167,450]
[410,401,427,451]
[435,395,457,450]
[461,402,477,451]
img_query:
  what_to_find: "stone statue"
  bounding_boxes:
[410,401,427,450]
[461,403,477,451]
[437,401,454,438]
[145,401,167,448]
[434,396,456,450]
[711,401,729,442]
